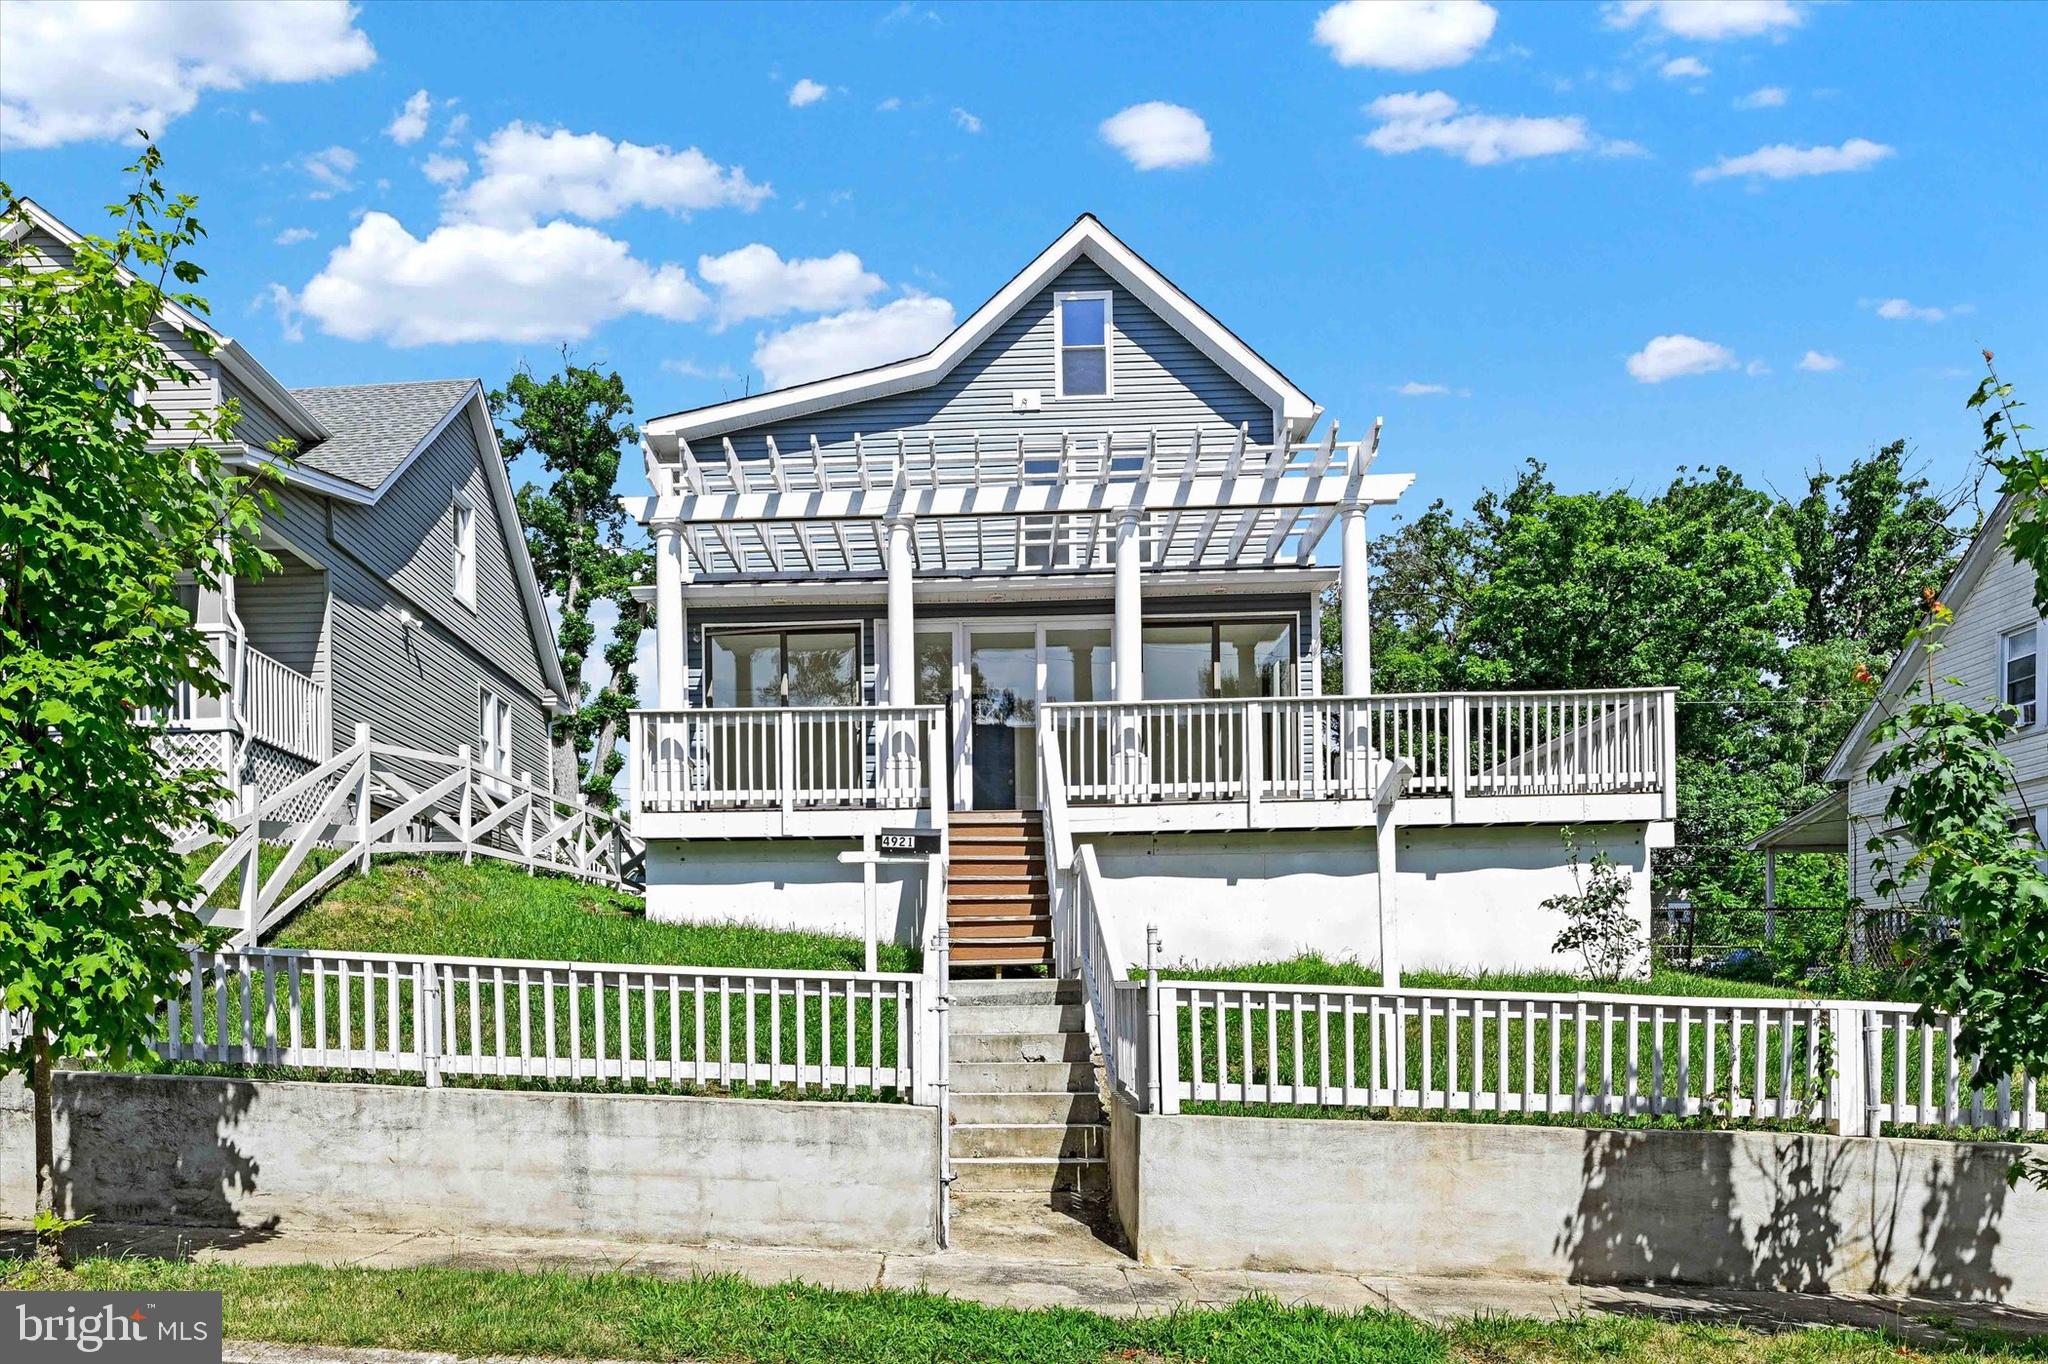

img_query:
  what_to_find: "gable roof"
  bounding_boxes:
[1823,490,2019,782]
[291,379,481,490]
[642,213,1320,450]
[8,196,330,447]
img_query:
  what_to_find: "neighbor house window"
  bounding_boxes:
[452,491,477,608]
[2004,624,2038,729]
[1054,290,1111,399]
[477,687,512,795]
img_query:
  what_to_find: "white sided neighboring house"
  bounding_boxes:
[1826,490,2048,908]
[8,198,570,812]
[623,215,1679,975]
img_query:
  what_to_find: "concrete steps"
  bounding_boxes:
[948,978,1105,1197]
[947,813,1052,969]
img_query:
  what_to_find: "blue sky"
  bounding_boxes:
[5,0,2045,529]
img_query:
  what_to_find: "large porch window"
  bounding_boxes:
[1142,618,1298,699]
[705,627,861,707]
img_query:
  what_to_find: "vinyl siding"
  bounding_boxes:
[328,407,548,698]
[220,372,298,454]
[237,558,328,680]
[1845,544,2048,901]
[711,259,1275,462]
[258,483,554,793]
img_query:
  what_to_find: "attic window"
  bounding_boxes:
[1055,290,1111,399]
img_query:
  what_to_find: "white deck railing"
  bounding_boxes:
[149,944,940,1102]
[630,705,944,814]
[241,644,327,760]
[1045,687,1676,816]
[186,724,641,946]
[1111,974,2043,1136]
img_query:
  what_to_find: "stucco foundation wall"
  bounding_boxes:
[0,1072,939,1252]
[1086,824,1653,973]
[643,839,924,944]
[1113,1100,2048,1306]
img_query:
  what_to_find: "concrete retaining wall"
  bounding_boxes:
[1110,1099,2048,1306]
[1088,822,1655,973]
[2,1072,940,1252]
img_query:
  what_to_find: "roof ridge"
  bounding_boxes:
[288,377,477,393]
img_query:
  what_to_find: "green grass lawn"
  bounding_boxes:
[3,1259,2037,1363]
[1159,952,1836,1000]
[269,854,918,973]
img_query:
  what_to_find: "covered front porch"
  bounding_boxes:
[162,547,331,771]
[624,423,1678,838]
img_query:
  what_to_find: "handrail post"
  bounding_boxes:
[934,923,953,1249]
[1243,700,1263,825]
[1659,688,1679,821]
[779,710,797,822]
[1449,697,1469,822]
[1145,925,1163,1114]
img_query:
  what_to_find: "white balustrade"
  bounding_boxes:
[152,945,929,1099]
[632,705,942,814]
[240,645,328,760]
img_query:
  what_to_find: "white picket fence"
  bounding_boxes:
[1106,974,2045,1136]
[148,940,950,1103]
[184,723,642,946]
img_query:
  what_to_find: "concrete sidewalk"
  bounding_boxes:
[14,1203,2045,1349]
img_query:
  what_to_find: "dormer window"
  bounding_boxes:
[1055,290,1112,398]
[452,490,477,608]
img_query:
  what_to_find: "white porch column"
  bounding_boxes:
[886,515,916,706]
[1113,508,1144,702]
[654,526,688,709]
[884,513,919,794]
[1112,507,1146,793]
[1339,500,1370,695]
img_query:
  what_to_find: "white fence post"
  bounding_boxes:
[238,782,261,939]
[354,723,374,872]
[457,744,474,865]
[1448,698,1469,823]
[520,770,536,875]
[1828,1003,1868,1136]
[421,960,443,1089]
[934,923,953,1249]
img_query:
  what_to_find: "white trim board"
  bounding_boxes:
[642,215,1320,449]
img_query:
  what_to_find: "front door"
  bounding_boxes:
[968,628,1036,809]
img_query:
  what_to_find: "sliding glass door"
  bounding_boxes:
[703,626,862,799]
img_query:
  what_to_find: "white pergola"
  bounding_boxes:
[621,420,1414,712]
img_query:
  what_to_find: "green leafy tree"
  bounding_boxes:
[1,148,274,1256]
[489,358,648,804]
[1867,358,2048,1186]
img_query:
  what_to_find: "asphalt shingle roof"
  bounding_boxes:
[288,379,478,491]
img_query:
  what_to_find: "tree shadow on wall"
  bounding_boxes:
[1552,1126,2042,1326]
[48,1072,280,1259]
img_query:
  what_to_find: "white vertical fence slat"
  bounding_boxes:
[630,705,942,814]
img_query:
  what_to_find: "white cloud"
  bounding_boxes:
[877,96,902,112]
[1693,137,1894,182]
[1626,334,1736,384]
[1745,359,1771,376]
[0,0,375,149]
[1606,1,1803,41]
[1363,91,1624,165]
[753,294,956,389]
[660,357,741,382]
[272,227,315,246]
[952,107,982,133]
[1734,86,1787,109]
[439,111,470,146]
[260,282,303,342]
[1660,56,1710,80]
[447,122,772,227]
[298,145,359,199]
[697,244,885,329]
[1397,381,1451,396]
[1873,298,1948,323]
[420,153,469,187]
[296,212,708,346]
[789,78,829,108]
[1798,350,1842,371]
[1099,102,1213,171]
[1314,1,1497,71]
[385,88,430,144]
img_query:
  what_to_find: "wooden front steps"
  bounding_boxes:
[947,811,1052,970]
